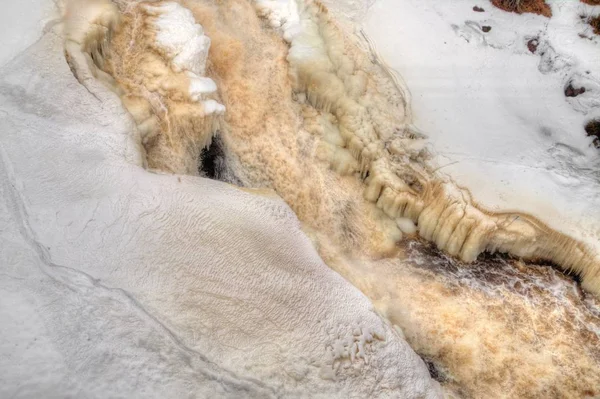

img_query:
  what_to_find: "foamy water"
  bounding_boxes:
[378,241,600,398]
[67,0,600,396]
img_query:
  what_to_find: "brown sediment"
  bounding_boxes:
[491,0,552,18]
[581,0,600,5]
[64,0,600,397]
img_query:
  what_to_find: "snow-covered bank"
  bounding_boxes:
[364,0,600,268]
[0,0,57,66]
[0,2,441,397]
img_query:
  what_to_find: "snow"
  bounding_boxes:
[146,2,211,75]
[396,217,418,235]
[4,0,598,395]
[363,0,600,256]
[188,73,224,114]
[0,2,441,397]
[0,0,57,67]
[255,0,301,42]
[146,2,224,114]
[188,72,218,97]
[201,98,226,115]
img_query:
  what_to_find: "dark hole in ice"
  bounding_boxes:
[473,5,485,12]
[198,134,243,186]
[200,135,225,179]
[481,25,492,32]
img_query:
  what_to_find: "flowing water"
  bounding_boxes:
[67,0,600,396]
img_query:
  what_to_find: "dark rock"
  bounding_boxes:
[585,120,600,148]
[527,38,539,53]
[565,83,586,97]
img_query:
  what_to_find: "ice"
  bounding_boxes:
[363,0,600,282]
[188,72,218,98]
[201,99,226,115]
[145,2,211,75]
[0,2,440,397]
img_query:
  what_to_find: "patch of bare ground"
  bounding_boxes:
[581,0,600,6]
[585,120,600,148]
[527,38,539,53]
[589,15,600,35]
[491,0,552,18]
[565,81,586,97]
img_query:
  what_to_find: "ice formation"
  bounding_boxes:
[9,0,596,396]
[61,0,600,278]
[65,0,225,174]
[251,0,600,294]
[0,0,443,397]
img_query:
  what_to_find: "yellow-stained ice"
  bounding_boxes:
[63,0,600,397]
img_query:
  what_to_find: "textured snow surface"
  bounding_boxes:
[0,13,441,399]
[364,0,600,256]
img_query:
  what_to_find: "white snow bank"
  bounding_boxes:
[0,15,440,399]
[146,2,211,75]
[363,0,600,258]
[0,0,57,67]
